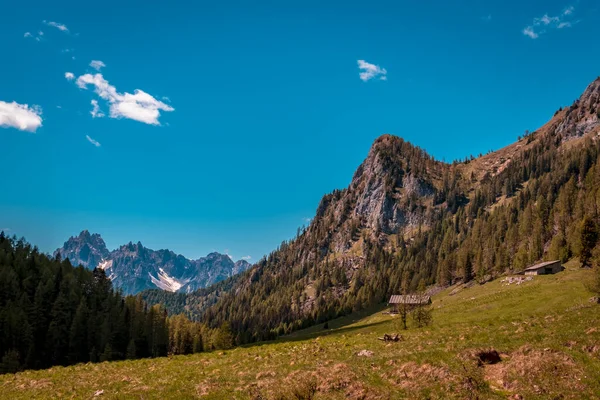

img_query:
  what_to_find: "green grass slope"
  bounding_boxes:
[2,261,599,399]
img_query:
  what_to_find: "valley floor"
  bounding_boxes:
[1,260,599,399]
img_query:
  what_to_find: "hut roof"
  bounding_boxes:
[388,295,431,305]
[524,260,560,271]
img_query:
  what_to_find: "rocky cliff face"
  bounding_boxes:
[556,77,600,139]
[310,134,443,256]
[233,259,252,275]
[55,232,253,295]
[351,135,438,234]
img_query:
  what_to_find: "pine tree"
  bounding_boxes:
[0,350,21,374]
[126,340,137,359]
[68,299,89,364]
[581,217,598,268]
[46,285,73,366]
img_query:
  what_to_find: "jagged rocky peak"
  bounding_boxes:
[349,134,439,234]
[309,134,444,256]
[56,230,110,269]
[556,76,600,139]
[233,259,252,275]
[54,232,255,295]
[580,76,600,105]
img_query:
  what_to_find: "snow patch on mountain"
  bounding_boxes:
[55,231,253,295]
[149,268,188,292]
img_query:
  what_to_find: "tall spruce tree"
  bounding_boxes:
[581,217,598,268]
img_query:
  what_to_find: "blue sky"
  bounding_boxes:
[1,0,599,262]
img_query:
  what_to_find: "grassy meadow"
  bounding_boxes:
[1,260,599,399]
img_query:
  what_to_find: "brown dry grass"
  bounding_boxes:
[483,345,586,399]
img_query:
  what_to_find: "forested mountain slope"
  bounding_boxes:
[0,234,241,374]
[147,77,600,344]
[0,234,171,373]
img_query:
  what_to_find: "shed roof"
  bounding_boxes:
[524,260,560,271]
[388,295,431,305]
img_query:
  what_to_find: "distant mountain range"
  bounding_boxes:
[54,230,252,295]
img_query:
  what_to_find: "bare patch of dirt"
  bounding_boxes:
[383,361,484,398]
[582,344,600,356]
[482,345,586,398]
[195,382,216,397]
[250,362,382,399]
[17,378,53,390]
[385,361,458,390]
[464,349,502,366]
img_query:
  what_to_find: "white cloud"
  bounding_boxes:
[24,31,43,41]
[90,99,105,118]
[90,60,106,71]
[65,72,75,80]
[523,5,575,39]
[523,26,539,39]
[240,256,252,261]
[43,20,69,33]
[536,14,559,25]
[85,135,101,147]
[73,73,174,125]
[357,60,387,82]
[0,101,43,132]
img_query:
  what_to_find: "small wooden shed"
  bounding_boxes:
[523,260,562,275]
[388,295,431,313]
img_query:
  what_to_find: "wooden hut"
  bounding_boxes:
[523,260,562,276]
[388,295,431,313]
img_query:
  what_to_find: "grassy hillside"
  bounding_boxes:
[2,261,599,399]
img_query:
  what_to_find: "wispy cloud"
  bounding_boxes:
[482,15,492,22]
[240,256,252,261]
[65,72,75,80]
[357,60,387,82]
[0,101,43,132]
[90,99,105,118]
[85,135,101,147]
[43,20,69,33]
[90,60,106,71]
[523,5,576,39]
[72,72,174,125]
[523,26,539,39]
[24,31,43,41]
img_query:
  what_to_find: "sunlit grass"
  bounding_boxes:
[1,261,599,399]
